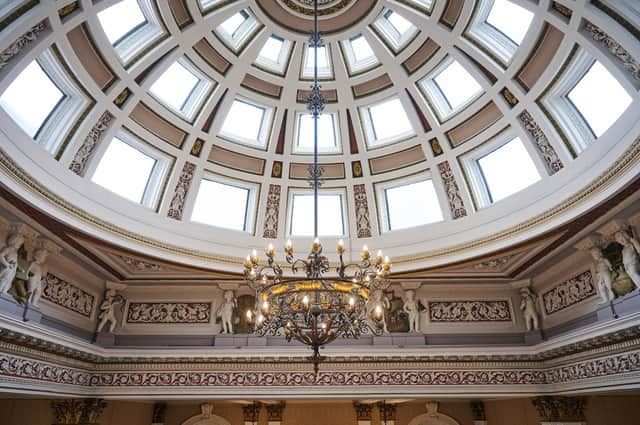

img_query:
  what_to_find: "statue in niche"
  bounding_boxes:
[366,289,390,333]
[217,290,237,334]
[97,289,125,333]
[402,289,425,333]
[615,230,640,290]
[0,232,25,295]
[520,287,540,331]
[591,247,616,303]
[25,248,49,307]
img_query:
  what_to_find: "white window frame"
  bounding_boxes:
[89,131,172,209]
[287,188,348,238]
[190,174,259,233]
[254,34,293,76]
[214,9,261,55]
[371,9,418,53]
[397,0,435,15]
[301,43,333,80]
[419,56,484,123]
[359,96,415,148]
[293,111,341,154]
[149,57,215,122]
[99,0,166,67]
[218,97,274,149]
[375,174,444,233]
[341,34,379,76]
[460,132,541,208]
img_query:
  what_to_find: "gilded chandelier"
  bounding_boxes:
[244,0,391,373]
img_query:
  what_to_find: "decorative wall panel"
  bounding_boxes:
[69,111,114,175]
[167,162,196,220]
[518,110,564,174]
[354,184,372,238]
[428,300,512,322]
[126,302,211,324]
[0,20,48,70]
[437,161,467,219]
[41,273,95,317]
[263,184,281,239]
[542,271,596,315]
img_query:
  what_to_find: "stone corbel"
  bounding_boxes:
[353,402,373,425]
[532,396,586,425]
[266,402,285,425]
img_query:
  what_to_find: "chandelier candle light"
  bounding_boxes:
[244,0,391,374]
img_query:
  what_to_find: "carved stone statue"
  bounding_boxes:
[520,287,540,331]
[0,232,25,295]
[25,248,49,307]
[615,230,640,290]
[217,290,237,334]
[591,247,616,303]
[97,289,124,333]
[402,289,423,333]
[367,289,390,333]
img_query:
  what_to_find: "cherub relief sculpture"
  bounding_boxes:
[217,290,237,334]
[591,247,616,303]
[615,230,640,290]
[97,289,125,333]
[520,287,540,331]
[402,289,424,333]
[25,248,49,307]
[0,232,25,295]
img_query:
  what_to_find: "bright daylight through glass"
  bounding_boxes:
[434,60,483,110]
[220,100,265,144]
[486,0,534,45]
[386,180,442,230]
[149,61,199,112]
[297,114,337,151]
[97,0,146,44]
[191,180,249,231]
[291,194,344,236]
[368,98,413,142]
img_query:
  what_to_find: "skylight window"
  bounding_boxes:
[97,0,146,45]
[382,179,443,231]
[259,36,283,62]
[290,193,345,237]
[420,58,484,121]
[191,179,253,232]
[215,9,260,54]
[295,113,339,153]
[386,11,413,35]
[91,137,157,204]
[372,9,418,52]
[219,98,272,148]
[0,61,63,138]
[567,61,632,137]
[302,44,332,79]
[360,97,414,147]
[342,34,379,75]
[255,35,292,74]
[404,0,435,13]
[486,0,534,45]
[477,137,541,203]
[219,11,248,37]
[351,35,375,62]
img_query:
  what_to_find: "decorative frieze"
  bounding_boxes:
[518,110,564,174]
[542,271,596,315]
[428,300,512,322]
[126,302,211,324]
[584,21,640,80]
[41,273,95,317]
[354,184,372,238]
[69,111,114,175]
[167,162,196,220]
[0,20,48,71]
[472,254,515,270]
[437,161,467,219]
[263,184,281,239]
[116,254,163,272]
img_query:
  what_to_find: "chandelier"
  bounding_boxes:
[243,0,392,374]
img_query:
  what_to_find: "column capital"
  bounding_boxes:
[266,402,286,422]
[353,402,373,421]
[242,402,262,423]
[51,399,107,425]
[532,396,586,423]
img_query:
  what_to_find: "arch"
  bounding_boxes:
[406,403,461,425]
[180,404,232,425]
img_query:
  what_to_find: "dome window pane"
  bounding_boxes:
[259,36,284,63]
[372,9,418,53]
[486,0,534,45]
[256,35,293,75]
[302,44,332,79]
[381,179,443,231]
[360,97,414,148]
[433,60,482,110]
[91,138,157,205]
[295,113,340,154]
[290,193,345,237]
[351,35,375,62]
[342,34,379,75]
[215,9,260,54]
[477,137,541,203]
[191,179,254,232]
[219,11,249,37]
[97,0,146,45]
[567,61,632,138]
[220,98,273,148]
[0,61,63,138]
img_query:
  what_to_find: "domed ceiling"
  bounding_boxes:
[0,0,639,274]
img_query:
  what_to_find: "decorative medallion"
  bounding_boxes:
[126,302,211,324]
[281,0,355,16]
[42,273,95,317]
[542,270,596,315]
[351,161,363,178]
[354,184,372,238]
[428,300,512,322]
[551,2,573,19]
[429,138,443,157]
[0,20,48,71]
[58,1,80,19]
[584,21,640,80]
[263,184,281,239]
[167,162,196,221]
[271,161,283,178]
[438,161,467,219]
[518,110,564,174]
[113,88,131,108]
[501,87,518,107]
[69,111,114,176]
[190,139,204,157]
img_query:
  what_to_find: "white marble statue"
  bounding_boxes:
[97,289,124,333]
[591,248,616,303]
[520,287,540,331]
[615,230,640,290]
[367,289,390,333]
[217,290,237,334]
[402,289,423,333]
[26,249,49,307]
[0,232,25,295]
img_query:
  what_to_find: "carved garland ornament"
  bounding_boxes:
[518,110,564,174]
[472,254,516,270]
[0,20,48,70]
[167,162,196,220]
[428,300,512,322]
[262,184,281,239]
[116,254,163,272]
[354,184,372,238]
[41,273,95,317]
[584,21,640,81]
[126,302,211,324]
[542,270,596,315]
[437,161,467,219]
[69,111,114,176]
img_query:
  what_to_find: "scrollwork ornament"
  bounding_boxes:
[0,21,48,71]
[584,21,640,80]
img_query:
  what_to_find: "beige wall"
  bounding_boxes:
[0,396,639,425]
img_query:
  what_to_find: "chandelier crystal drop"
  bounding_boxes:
[244,0,391,374]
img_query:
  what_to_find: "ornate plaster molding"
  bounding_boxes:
[428,300,512,322]
[167,162,196,221]
[69,112,114,176]
[262,184,281,239]
[584,21,640,80]
[518,110,564,174]
[437,161,467,219]
[42,273,95,318]
[126,302,211,324]
[354,184,372,238]
[542,271,596,316]
[0,20,48,70]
